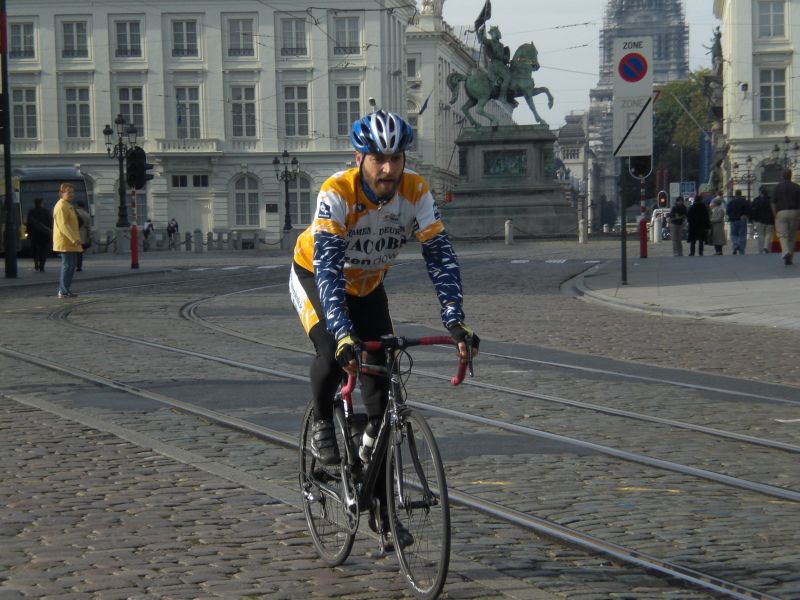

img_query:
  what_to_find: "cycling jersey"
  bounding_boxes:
[292,166,464,339]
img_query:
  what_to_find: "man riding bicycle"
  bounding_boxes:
[289,108,478,546]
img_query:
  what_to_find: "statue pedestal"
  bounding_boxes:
[443,126,574,239]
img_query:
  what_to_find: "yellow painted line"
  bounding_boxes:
[617,486,682,494]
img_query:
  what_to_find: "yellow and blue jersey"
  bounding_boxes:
[292,167,463,338]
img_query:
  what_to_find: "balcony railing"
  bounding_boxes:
[10,49,35,59]
[115,47,142,57]
[62,48,88,58]
[228,47,255,57]
[156,138,221,153]
[172,47,198,57]
[281,46,308,57]
[333,46,360,55]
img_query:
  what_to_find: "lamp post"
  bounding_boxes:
[772,136,800,169]
[103,114,138,228]
[272,149,300,232]
[732,155,756,200]
[671,142,683,198]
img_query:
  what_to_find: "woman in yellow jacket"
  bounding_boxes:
[52,183,83,298]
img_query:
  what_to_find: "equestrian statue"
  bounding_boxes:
[447,23,554,128]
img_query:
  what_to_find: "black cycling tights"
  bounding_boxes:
[295,265,393,421]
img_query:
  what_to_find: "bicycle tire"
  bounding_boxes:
[299,402,356,566]
[386,408,450,600]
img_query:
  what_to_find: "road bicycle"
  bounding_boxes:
[299,334,472,600]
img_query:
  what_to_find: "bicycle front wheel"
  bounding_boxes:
[386,409,450,600]
[299,403,355,566]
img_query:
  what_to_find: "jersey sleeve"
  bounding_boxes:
[312,187,353,339]
[414,190,464,327]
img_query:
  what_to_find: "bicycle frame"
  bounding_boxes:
[335,335,468,515]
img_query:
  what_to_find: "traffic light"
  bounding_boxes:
[125,146,154,190]
[657,190,669,208]
[628,155,652,179]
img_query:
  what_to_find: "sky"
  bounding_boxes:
[440,0,720,128]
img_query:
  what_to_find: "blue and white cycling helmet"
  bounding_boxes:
[350,110,414,154]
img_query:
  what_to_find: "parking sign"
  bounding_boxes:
[613,37,653,158]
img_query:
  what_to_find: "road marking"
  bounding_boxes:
[221,266,246,270]
[471,480,511,486]
[775,418,800,423]
[618,486,682,494]
[546,259,567,264]
[257,265,283,270]
[584,260,602,263]
[510,259,529,264]
[501,370,529,374]
[189,267,210,271]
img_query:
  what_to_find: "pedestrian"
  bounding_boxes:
[142,218,155,251]
[669,196,687,256]
[52,183,83,298]
[167,218,179,250]
[709,196,726,255]
[750,186,775,254]
[25,198,52,272]
[726,189,750,254]
[770,169,800,266]
[687,194,711,256]
[74,200,91,272]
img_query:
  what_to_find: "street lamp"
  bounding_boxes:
[103,114,138,228]
[272,149,300,231]
[671,142,683,197]
[732,155,755,200]
[771,136,800,169]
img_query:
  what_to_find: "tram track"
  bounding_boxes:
[0,342,781,600]
[4,272,796,597]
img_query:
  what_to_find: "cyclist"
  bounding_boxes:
[289,109,478,545]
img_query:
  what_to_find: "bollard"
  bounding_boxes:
[639,217,648,258]
[184,232,192,252]
[578,219,586,244]
[194,229,203,253]
[130,224,140,268]
[504,219,513,245]
[207,232,214,251]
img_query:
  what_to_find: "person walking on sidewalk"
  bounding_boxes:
[74,200,91,272]
[167,218,179,250]
[709,196,726,255]
[751,186,775,254]
[669,196,687,256]
[26,198,52,272]
[52,183,83,298]
[727,190,750,254]
[687,196,710,256]
[770,169,800,265]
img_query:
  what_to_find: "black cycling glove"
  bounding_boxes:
[335,333,360,368]
[447,322,480,352]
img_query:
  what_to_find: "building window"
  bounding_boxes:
[334,17,360,55]
[193,175,209,187]
[281,18,307,56]
[228,19,254,56]
[336,85,360,136]
[10,23,35,59]
[65,87,90,138]
[231,86,256,137]
[759,1,785,38]
[172,175,188,187]
[284,85,308,137]
[407,57,418,79]
[115,21,142,57]
[290,175,312,226]
[235,175,260,226]
[172,20,198,57]
[12,88,37,139]
[176,87,201,139]
[759,68,786,122]
[119,87,144,137]
[62,21,88,58]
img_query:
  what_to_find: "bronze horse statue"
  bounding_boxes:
[446,42,554,128]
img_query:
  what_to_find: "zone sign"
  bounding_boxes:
[612,37,653,158]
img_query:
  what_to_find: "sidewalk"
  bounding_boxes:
[3,241,800,332]
[569,250,800,331]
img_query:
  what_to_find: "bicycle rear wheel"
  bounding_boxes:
[299,403,356,566]
[386,409,450,599]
